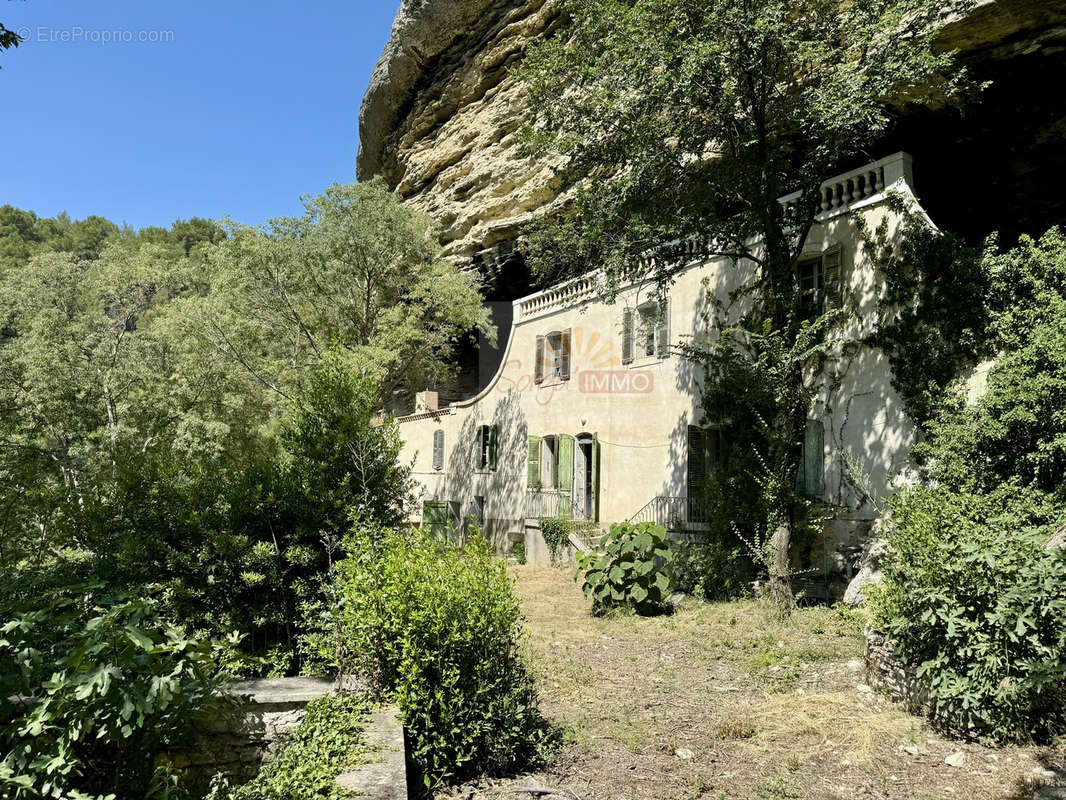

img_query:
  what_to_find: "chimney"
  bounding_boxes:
[415,391,438,413]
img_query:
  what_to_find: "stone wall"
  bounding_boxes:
[865,630,931,717]
[166,677,337,789]
[165,677,407,798]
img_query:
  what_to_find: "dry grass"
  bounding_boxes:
[440,566,1065,800]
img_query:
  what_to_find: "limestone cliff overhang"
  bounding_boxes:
[357,0,1066,187]
[396,152,923,424]
[357,0,508,181]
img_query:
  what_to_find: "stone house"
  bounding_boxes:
[396,153,922,591]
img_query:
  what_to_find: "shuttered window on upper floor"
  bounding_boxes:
[535,329,572,383]
[799,245,843,319]
[625,298,671,363]
[432,429,444,471]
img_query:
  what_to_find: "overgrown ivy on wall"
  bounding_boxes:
[860,198,993,429]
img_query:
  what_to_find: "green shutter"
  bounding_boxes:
[558,434,575,520]
[622,309,634,365]
[688,425,706,505]
[798,420,825,498]
[432,429,444,471]
[656,298,671,358]
[535,335,545,384]
[591,435,600,523]
[422,501,449,538]
[527,435,541,489]
[560,329,572,380]
[489,424,499,471]
[823,246,843,310]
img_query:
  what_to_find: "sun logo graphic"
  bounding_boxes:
[570,326,621,369]
[569,326,654,394]
[495,325,654,401]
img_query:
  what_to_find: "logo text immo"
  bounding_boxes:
[578,370,654,394]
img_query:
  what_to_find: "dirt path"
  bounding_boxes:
[442,566,1065,800]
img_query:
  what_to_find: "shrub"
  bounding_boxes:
[576,522,674,615]
[0,589,224,799]
[320,524,551,792]
[913,296,1066,498]
[209,694,370,800]
[870,487,1066,742]
[670,538,754,601]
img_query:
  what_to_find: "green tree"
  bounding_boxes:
[0,23,22,59]
[201,178,491,407]
[519,0,976,608]
[170,216,226,256]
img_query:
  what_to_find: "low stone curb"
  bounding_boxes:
[336,706,408,799]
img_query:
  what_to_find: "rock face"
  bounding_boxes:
[358,0,564,285]
[359,0,1066,291]
[843,512,894,607]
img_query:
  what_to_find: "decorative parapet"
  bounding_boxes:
[780,152,914,218]
[513,153,914,323]
[515,274,600,323]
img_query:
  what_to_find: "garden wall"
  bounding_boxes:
[165,677,408,798]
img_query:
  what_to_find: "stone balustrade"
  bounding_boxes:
[516,275,598,321]
[780,152,914,218]
[514,153,915,320]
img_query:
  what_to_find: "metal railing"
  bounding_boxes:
[628,496,710,531]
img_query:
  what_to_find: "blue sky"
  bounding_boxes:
[1,0,400,229]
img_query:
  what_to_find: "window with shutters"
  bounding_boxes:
[799,246,843,319]
[796,419,826,498]
[536,330,571,383]
[639,303,657,357]
[634,298,671,360]
[476,424,499,472]
[432,429,444,471]
[687,424,724,521]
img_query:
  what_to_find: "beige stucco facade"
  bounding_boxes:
[397,154,922,580]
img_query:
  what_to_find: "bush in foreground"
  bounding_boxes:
[871,487,1066,742]
[0,590,223,799]
[318,525,552,792]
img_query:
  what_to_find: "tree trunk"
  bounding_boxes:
[770,520,794,613]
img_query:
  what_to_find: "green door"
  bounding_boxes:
[558,434,575,519]
[591,435,600,522]
[422,501,449,539]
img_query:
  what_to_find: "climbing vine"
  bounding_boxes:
[860,197,993,428]
[540,517,596,565]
